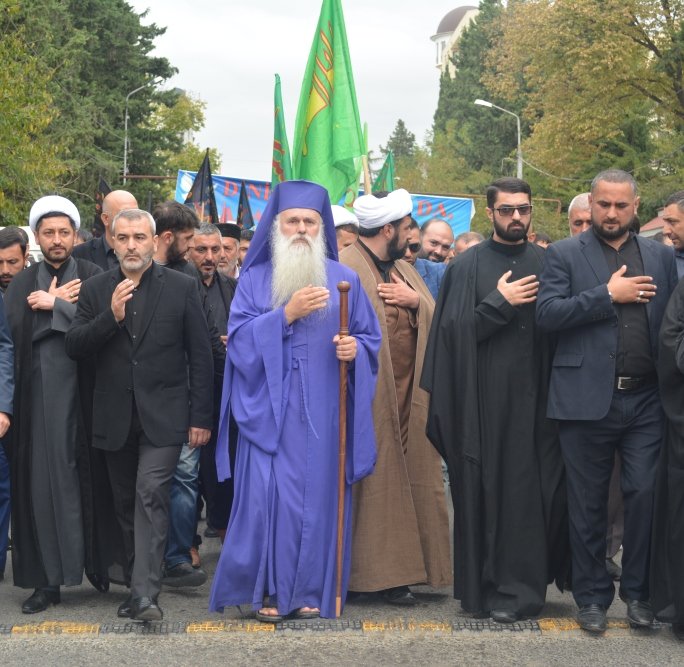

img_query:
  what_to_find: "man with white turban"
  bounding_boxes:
[5,195,120,613]
[331,205,359,253]
[339,190,452,605]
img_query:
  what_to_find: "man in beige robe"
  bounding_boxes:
[340,189,451,605]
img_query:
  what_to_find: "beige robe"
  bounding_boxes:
[340,243,452,591]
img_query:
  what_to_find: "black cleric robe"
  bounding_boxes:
[651,280,684,624]
[420,238,570,616]
[4,257,124,588]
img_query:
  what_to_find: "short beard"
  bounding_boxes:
[118,250,154,272]
[270,223,327,309]
[592,217,633,241]
[493,216,530,243]
[217,258,237,278]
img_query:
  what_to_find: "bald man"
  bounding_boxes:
[568,193,591,237]
[419,219,454,263]
[72,190,138,271]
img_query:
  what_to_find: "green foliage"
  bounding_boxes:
[0,0,219,225]
[382,119,417,159]
[0,3,65,225]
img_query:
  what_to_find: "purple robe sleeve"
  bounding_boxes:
[215,269,292,480]
[344,272,381,485]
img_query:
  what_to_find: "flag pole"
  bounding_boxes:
[335,280,350,618]
[362,156,372,195]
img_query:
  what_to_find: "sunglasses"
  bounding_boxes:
[494,205,533,217]
[408,242,421,253]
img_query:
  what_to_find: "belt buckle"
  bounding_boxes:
[617,376,629,390]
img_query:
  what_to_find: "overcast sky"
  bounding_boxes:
[128,0,474,181]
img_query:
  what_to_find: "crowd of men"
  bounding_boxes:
[1,169,684,641]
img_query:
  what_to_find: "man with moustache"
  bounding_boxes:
[537,169,677,633]
[660,190,684,278]
[0,227,29,293]
[66,208,213,621]
[418,218,455,264]
[421,177,569,623]
[187,223,237,541]
[238,228,254,268]
[72,190,138,271]
[404,218,446,300]
[4,196,114,613]
[340,190,452,606]
[216,223,241,279]
[209,180,380,622]
[152,201,200,278]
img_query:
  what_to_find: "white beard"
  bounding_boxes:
[270,223,327,309]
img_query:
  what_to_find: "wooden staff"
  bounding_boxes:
[335,280,351,618]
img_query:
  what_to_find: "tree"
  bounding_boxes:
[382,119,416,159]
[148,91,222,200]
[0,4,65,225]
[432,0,523,178]
[484,0,683,218]
[9,0,177,217]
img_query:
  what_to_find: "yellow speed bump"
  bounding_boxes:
[186,621,274,634]
[538,618,630,632]
[12,621,100,635]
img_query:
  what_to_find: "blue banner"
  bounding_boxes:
[175,171,475,235]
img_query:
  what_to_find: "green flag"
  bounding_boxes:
[372,152,395,193]
[293,0,365,204]
[271,74,293,189]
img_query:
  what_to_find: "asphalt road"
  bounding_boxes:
[1,520,683,666]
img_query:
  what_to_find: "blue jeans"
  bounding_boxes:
[165,443,200,568]
[0,443,9,574]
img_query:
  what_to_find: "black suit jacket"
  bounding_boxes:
[71,236,116,272]
[65,263,213,451]
[537,230,678,421]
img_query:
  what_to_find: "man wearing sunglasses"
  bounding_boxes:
[422,177,570,624]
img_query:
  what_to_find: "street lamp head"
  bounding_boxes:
[474,99,493,108]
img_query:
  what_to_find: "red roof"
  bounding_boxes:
[640,216,664,232]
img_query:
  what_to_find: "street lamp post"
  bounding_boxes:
[123,79,161,185]
[474,98,523,179]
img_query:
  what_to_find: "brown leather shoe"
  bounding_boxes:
[189,546,201,569]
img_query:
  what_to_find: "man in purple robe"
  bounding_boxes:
[208,181,381,622]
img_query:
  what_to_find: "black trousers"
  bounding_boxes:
[198,413,237,531]
[559,385,663,608]
[104,407,181,600]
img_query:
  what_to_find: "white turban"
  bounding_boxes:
[353,189,413,229]
[28,195,81,232]
[331,205,359,228]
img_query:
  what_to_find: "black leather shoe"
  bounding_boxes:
[117,596,133,618]
[131,596,163,622]
[491,609,520,624]
[381,586,417,606]
[162,561,207,588]
[204,525,219,538]
[86,572,110,593]
[22,588,61,614]
[577,604,607,633]
[623,598,654,627]
[605,557,622,581]
[673,623,684,641]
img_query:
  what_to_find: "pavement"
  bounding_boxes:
[1,523,683,665]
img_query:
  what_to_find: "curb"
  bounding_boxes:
[0,617,666,636]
